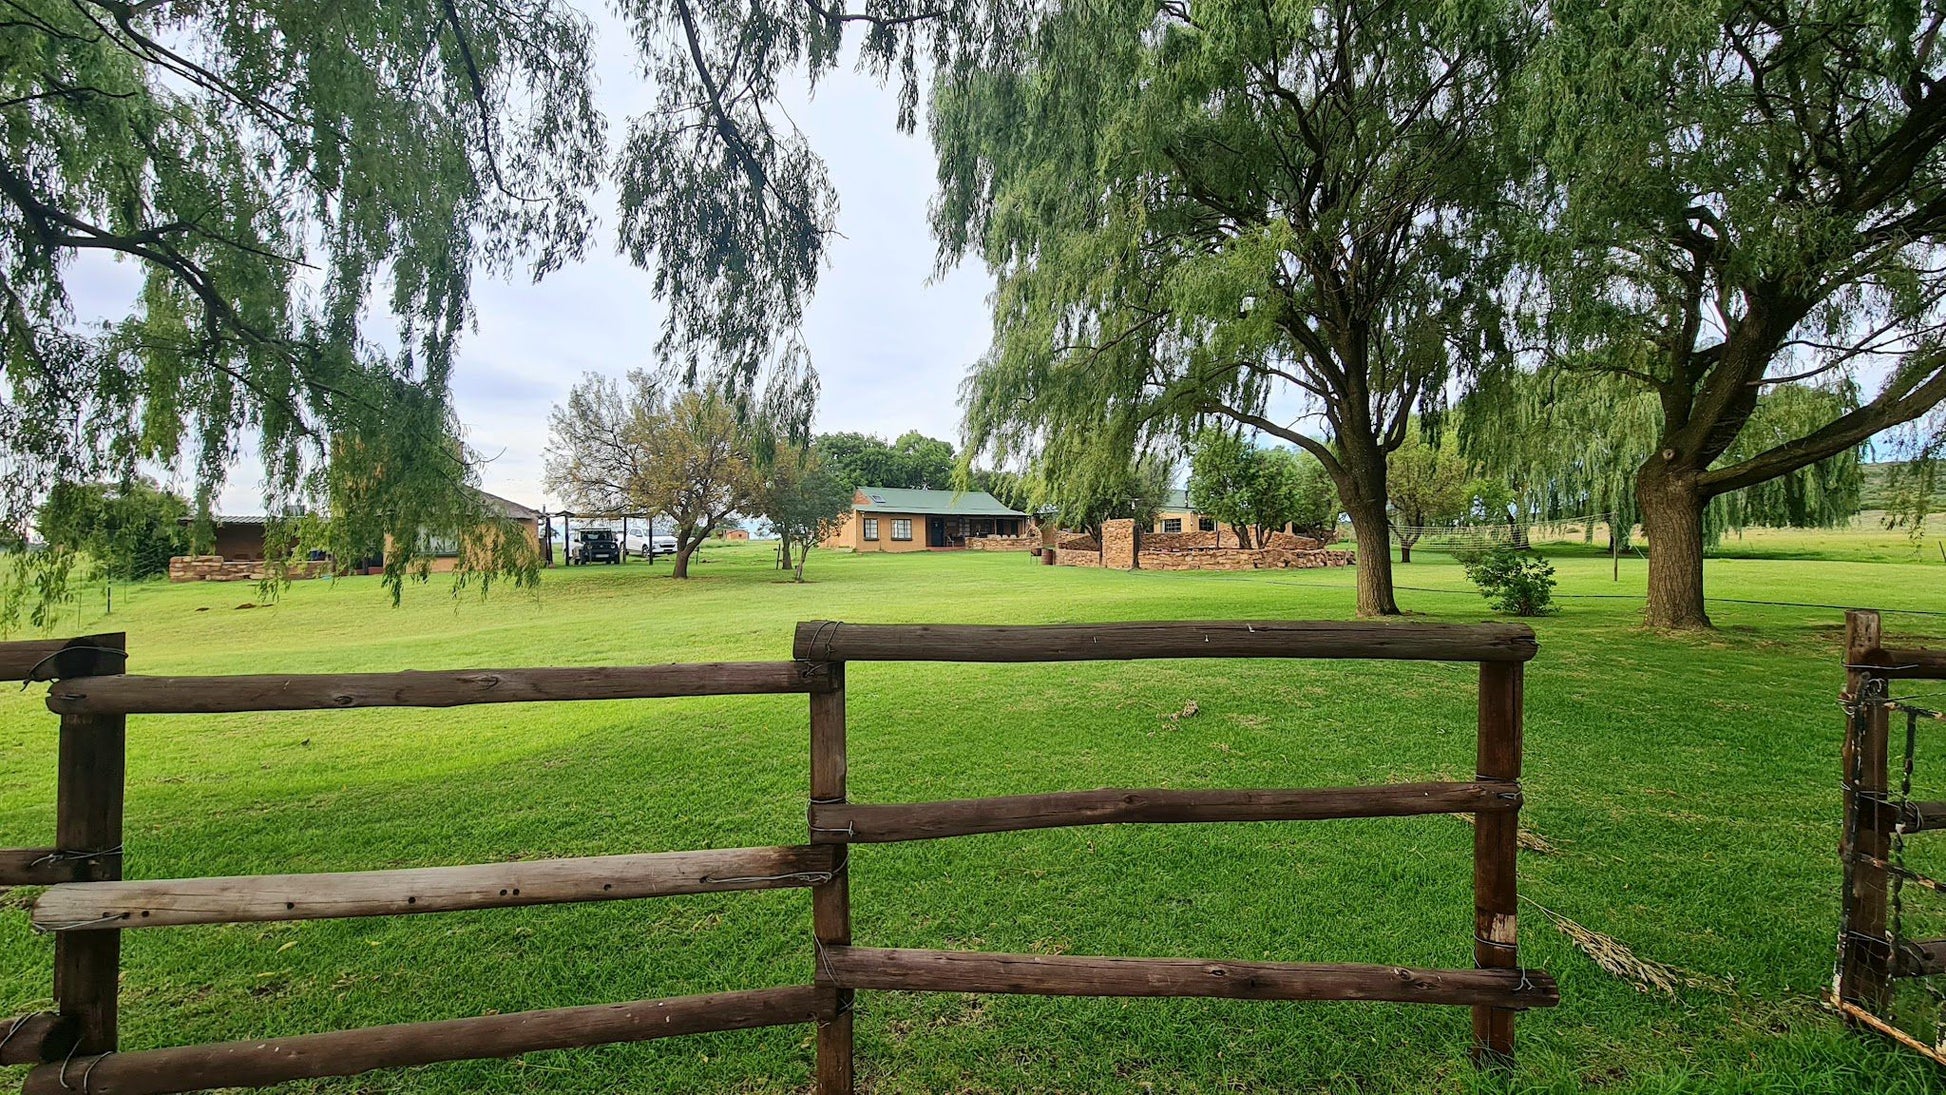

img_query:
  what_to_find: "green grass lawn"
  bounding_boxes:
[4,541,1946,1093]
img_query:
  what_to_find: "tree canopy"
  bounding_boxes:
[35,478,188,583]
[2,0,605,615]
[815,430,958,492]
[1516,0,1946,626]
[944,0,1529,615]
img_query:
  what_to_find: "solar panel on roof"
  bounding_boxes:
[868,494,885,504]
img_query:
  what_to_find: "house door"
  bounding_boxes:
[928,517,947,547]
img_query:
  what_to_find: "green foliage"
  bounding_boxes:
[545,369,760,579]
[1462,371,1869,548]
[36,479,188,581]
[942,0,1530,614]
[1187,432,1258,541]
[755,445,853,581]
[1461,546,1557,616]
[1029,454,1172,535]
[1706,384,1865,535]
[815,431,957,491]
[1187,431,1337,544]
[1387,434,1473,557]
[0,0,599,621]
[1257,448,1340,541]
[1516,0,1946,624]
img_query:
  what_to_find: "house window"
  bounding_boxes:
[1199,517,1215,532]
[891,519,912,541]
[1162,518,1183,533]
[863,517,879,541]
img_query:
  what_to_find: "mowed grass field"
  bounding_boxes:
[3,536,1946,1094]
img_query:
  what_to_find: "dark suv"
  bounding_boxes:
[574,528,622,565]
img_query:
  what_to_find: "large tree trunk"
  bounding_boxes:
[1342,494,1400,616]
[672,531,699,579]
[1637,460,1710,629]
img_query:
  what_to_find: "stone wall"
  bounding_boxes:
[169,556,332,583]
[966,534,1040,551]
[1141,547,1355,572]
[1044,526,1351,573]
[1050,531,1101,567]
[1101,519,1138,570]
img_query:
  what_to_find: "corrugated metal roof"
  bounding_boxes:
[854,487,1027,517]
[474,489,542,521]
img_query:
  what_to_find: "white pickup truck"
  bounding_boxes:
[619,533,679,558]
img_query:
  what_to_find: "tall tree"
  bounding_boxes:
[756,444,853,581]
[36,478,188,581]
[636,387,761,578]
[1521,0,1946,627]
[1386,433,1473,563]
[815,431,959,491]
[943,0,1527,615]
[544,373,656,517]
[2,0,602,614]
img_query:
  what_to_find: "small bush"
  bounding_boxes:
[1462,546,1557,616]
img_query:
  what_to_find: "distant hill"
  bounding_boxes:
[1862,460,1943,513]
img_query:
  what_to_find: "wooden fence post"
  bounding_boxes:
[810,662,853,1094]
[1838,609,1893,1015]
[1472,660,1523,1064]
[53,633,127,1055]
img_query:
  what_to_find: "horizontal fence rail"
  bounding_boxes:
[2,618,1547,1093]
[793,620,1540,664]
[0,634,127,683]
[20,987,829,1095]
[1875,645,1946,679]
[34,846,837,931]
[0,1014,75,1066]
[0,847,107,887]
[821,947,1560,1008]
[812,781,1519,843]
[45,661,827,715]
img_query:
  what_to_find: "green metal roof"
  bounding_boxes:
[1161,488,1192,511]
[854,487,1027,517]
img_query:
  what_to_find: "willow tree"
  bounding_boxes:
[940,0,1528,615]
[1463,369,1865,552]
[1522,0,1946,628]
[3,0,1010,623]
[1,0,604,618]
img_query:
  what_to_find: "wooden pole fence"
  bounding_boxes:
[1833,609,1946,1061]
[0,1014,75,1066]
[0,634,127,683]
[20,986,829,1095]
[811,781,1518,843]
[3,619,1546,1092]
[46,660,828,715]
[51,633,126,1058]
[820,947,1559,1008]
[33,845,837,931]
[793,620,1539,664]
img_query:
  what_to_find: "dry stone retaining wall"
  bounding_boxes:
[1050,520,1352,573]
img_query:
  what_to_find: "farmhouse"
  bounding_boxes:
[822,487,1031,552]
[1152,489,1215,535]
[391,489,545,573]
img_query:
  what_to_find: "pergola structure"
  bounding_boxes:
[539,510,660,566]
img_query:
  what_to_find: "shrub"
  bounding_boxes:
[1462,546,1557,616]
